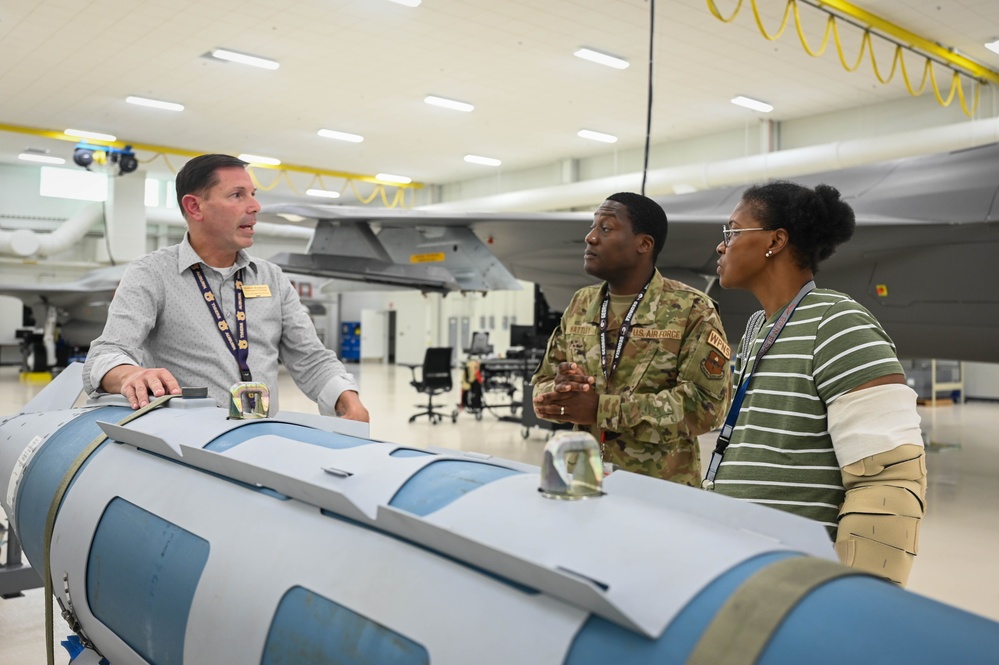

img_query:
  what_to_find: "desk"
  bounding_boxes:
[461,351,543,423]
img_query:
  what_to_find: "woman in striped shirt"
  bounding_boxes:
[711,181,926,586]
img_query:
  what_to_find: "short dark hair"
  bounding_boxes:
[741,181,856,273]
[606,192,668,261]
[175,154,248,212]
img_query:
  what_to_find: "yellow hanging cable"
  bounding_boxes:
[348,180,384,205]
[865,33,901,85]
[707,0,742,22]
[791,9,834,58]
[706,0,989,116]
[749,0,794,41]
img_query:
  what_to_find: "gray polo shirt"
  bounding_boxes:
[84,234,358,415]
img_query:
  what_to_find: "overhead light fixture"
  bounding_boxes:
[318,129,364,143]
[210,48,280,70]
[238,153,281,166]
[464,154,502,166]
[65,128,116,142]
[731,95,774,113]
[276,213,307,222]
[987,39,999,55]
[424,95,474,112]
[376,173,412,184]
[126,95,184,112]
[306,188,341,199]
[387,0,421,6]
[573,47,629,70]
[577,129,618,143]
[19,151,65,165]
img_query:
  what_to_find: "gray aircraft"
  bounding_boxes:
[261,142,999,363]
[0,265,127,371]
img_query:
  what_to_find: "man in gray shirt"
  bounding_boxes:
[84,154,368,421]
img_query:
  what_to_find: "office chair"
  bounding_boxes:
[464,331,494,357]
[403,347,457,424]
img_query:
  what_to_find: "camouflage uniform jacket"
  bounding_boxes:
[531,271,732,486]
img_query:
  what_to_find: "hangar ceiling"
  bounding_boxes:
[1,0,998,203]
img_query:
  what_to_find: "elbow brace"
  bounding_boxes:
[835,443,927,586]
[828,384,926,586]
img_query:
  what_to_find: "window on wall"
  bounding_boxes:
[144,178,160,207]
[165,179,177,208]
[39,166,107,201]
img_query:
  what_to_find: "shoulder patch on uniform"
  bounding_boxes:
[701,350,726,379]
[707,330,731,360]
[630,328,681,340]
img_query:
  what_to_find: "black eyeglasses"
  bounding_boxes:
[722,225,773,246]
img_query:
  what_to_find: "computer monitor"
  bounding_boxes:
[509,324,536,349]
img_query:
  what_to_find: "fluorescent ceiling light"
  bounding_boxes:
[277,213,307,222]
[424,95,474,112]
[376,173,412,184]
[318,129,364,143]
[387,0,421,6]
[731,95,774,113]
[464,154,502,166]
[126,95,184,112]
[987,39,999,55]
[238,153,281,166]
[65,128,116,142]
[577,129,618,143]
[306,188,341,199]
[574,47,629,69]
[211,48,279,70]
[19,152,65,165]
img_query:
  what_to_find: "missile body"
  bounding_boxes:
[2,373,998,664]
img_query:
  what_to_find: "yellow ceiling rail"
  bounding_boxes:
[706,0,995,116]
[0,122,423,191]
[813,0,999,85]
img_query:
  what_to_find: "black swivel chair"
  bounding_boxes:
[403,347,457,424]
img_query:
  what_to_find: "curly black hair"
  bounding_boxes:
[740,181,855,273]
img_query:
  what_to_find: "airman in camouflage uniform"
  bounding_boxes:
[532,193,731,487]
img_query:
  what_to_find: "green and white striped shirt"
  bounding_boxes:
[713,289,904,539]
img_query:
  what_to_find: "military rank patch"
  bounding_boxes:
[701,350,726,379]
[707,330,731,360]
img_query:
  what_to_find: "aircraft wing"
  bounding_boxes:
[0,265,127,349]
[261,143,999,363]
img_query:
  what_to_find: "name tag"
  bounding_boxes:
[242,284,272,298]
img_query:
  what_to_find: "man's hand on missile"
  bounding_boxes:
[103,364,182,409]
[533,362,599,425]
[335,390,370,422]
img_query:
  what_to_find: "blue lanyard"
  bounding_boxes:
[191,264,252,382]
[702,281,815,489]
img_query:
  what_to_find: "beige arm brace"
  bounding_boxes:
[828,384,927,586]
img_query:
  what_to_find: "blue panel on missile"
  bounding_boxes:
[262,585,429,665]
[205,421,374,453]
[564,551,795,664]
[87,498,209,665]
[389,460,522,516]
[14,406,132,566]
